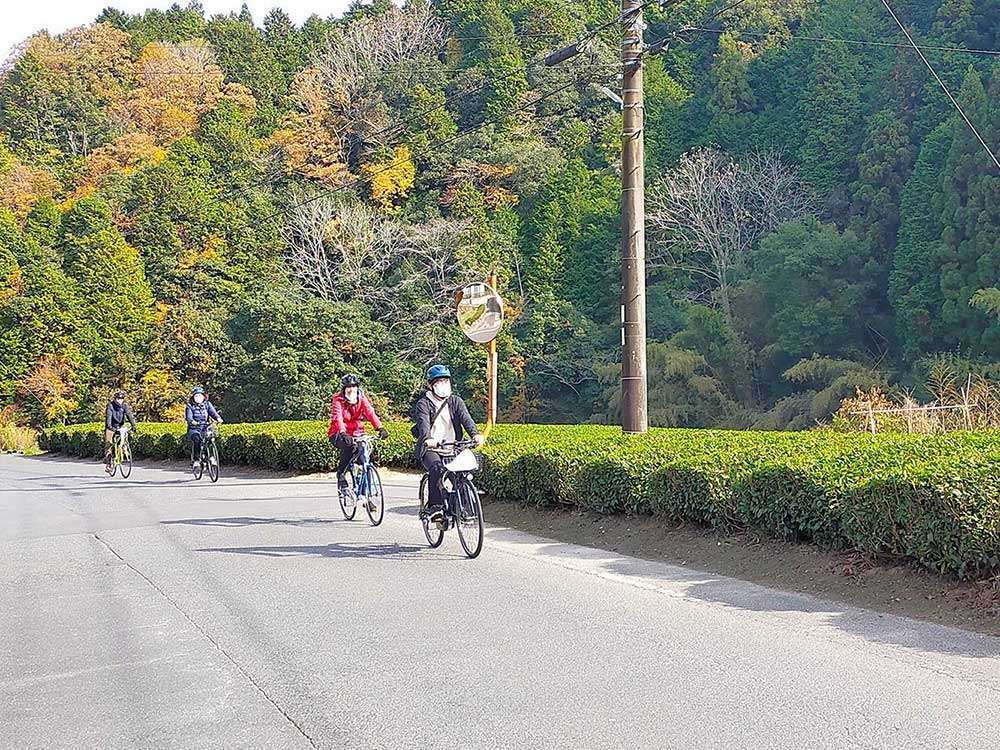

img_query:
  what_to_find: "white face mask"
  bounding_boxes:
[344,388,359,404]
[432,381,452,399]
[194,394,205,404]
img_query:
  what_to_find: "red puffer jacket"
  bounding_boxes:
[328,393,383,438]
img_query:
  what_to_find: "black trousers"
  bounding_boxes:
[187,428,206,461]
[330,434,356,476]
[420,450,447,505]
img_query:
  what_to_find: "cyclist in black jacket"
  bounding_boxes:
[412,364,484,520]
[104,390,137,473]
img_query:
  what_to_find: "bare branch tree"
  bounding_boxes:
[316,4,447,146]
[283,194,472,361]
[648,146,812,325]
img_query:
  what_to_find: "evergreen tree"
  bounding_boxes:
[59,197,154,381]
[890,121,951,359]
[797,40,863,211]
[934,65,1000,356]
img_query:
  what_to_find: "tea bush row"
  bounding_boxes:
[41,421,1000,579]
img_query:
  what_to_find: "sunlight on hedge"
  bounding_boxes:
[40,421,1000,580]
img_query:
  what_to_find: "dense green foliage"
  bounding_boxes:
[41,419,1000,579]
[1,0,997,429]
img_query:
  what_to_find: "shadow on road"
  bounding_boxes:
[196,541,427,560]
[485,528,1000,659]
[163,516,342,528]
[386,504,419,518]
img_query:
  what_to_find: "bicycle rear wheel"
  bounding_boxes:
[207,439,220,483]
[120,439,132,479]
[364,466,385,526]
[419,475,443,548]
[455,480,484,559]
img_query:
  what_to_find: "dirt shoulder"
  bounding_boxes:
[483,498,1000,637]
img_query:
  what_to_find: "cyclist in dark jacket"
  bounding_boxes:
[104,389,137,473]
[185,386,222,472]
[412,364,483,520]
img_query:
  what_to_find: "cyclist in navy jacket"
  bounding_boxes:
[185,386,222,472]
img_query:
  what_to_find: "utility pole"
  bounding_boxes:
[543,0,652,434]
[620,0,648,434]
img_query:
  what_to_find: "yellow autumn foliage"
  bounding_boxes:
[114,40,232,144]
[363,145,416,209]
[268,67,347,184]
[0,142,60,218]
[80,133,166,191]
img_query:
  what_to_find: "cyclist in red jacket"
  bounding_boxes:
[328,374,388,496]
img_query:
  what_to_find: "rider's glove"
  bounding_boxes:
[474,434,486,447]
[378,427,389,440]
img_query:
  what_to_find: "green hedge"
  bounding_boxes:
[41,421,1000,580]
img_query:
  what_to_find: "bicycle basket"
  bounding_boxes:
[444,449,479,473]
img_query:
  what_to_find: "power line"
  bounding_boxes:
[213,56,606,207]
[681,25,1000,56]
[261,78,578,224]
[878,0,999,170]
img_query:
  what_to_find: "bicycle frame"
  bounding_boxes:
[429,441,480,520]
[199,426,217,461]
[350,436,378,497]
[113,427,129,461]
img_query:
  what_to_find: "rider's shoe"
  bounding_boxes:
[104,462,113,475]
[424,503,445,521]
[191,461,199,474]
[337,473,350,496]
[365,499,377,513]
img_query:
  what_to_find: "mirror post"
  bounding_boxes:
[486,272,499,431]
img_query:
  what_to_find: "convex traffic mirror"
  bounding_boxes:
[455,282,504,344]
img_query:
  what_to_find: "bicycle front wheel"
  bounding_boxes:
[364,466,385,526]
[120,439,132,479]
[340,466,358,520]
[207,440,220,483]
[455,480,484,559]
[419,475,443,548]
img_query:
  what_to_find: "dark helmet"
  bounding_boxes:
[426,364,451,382]
[191,386,205,396]
[341,374,361,389]
[113,389,125,399]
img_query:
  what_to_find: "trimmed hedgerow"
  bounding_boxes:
[40,421,1000,579]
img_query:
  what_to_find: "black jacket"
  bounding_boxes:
[412,393,478,457]
[105,401,137,431]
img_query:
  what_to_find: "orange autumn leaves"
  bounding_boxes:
[0,24,259,212]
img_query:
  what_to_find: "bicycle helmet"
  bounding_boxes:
[341,374,361,389]
[191,386,206,396]
[113,390,125,399]
[426,364,451,382]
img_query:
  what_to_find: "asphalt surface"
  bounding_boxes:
[1,453,999,749]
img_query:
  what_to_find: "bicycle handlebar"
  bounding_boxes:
[439,439,480,449]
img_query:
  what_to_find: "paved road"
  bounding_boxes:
[1,454,998,749]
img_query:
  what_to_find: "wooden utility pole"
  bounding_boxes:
[620,0,648,434]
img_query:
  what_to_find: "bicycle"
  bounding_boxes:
[339,434,385,526]
[192,424,220,483]
[418,440,485,559]
[107,425,133,479]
